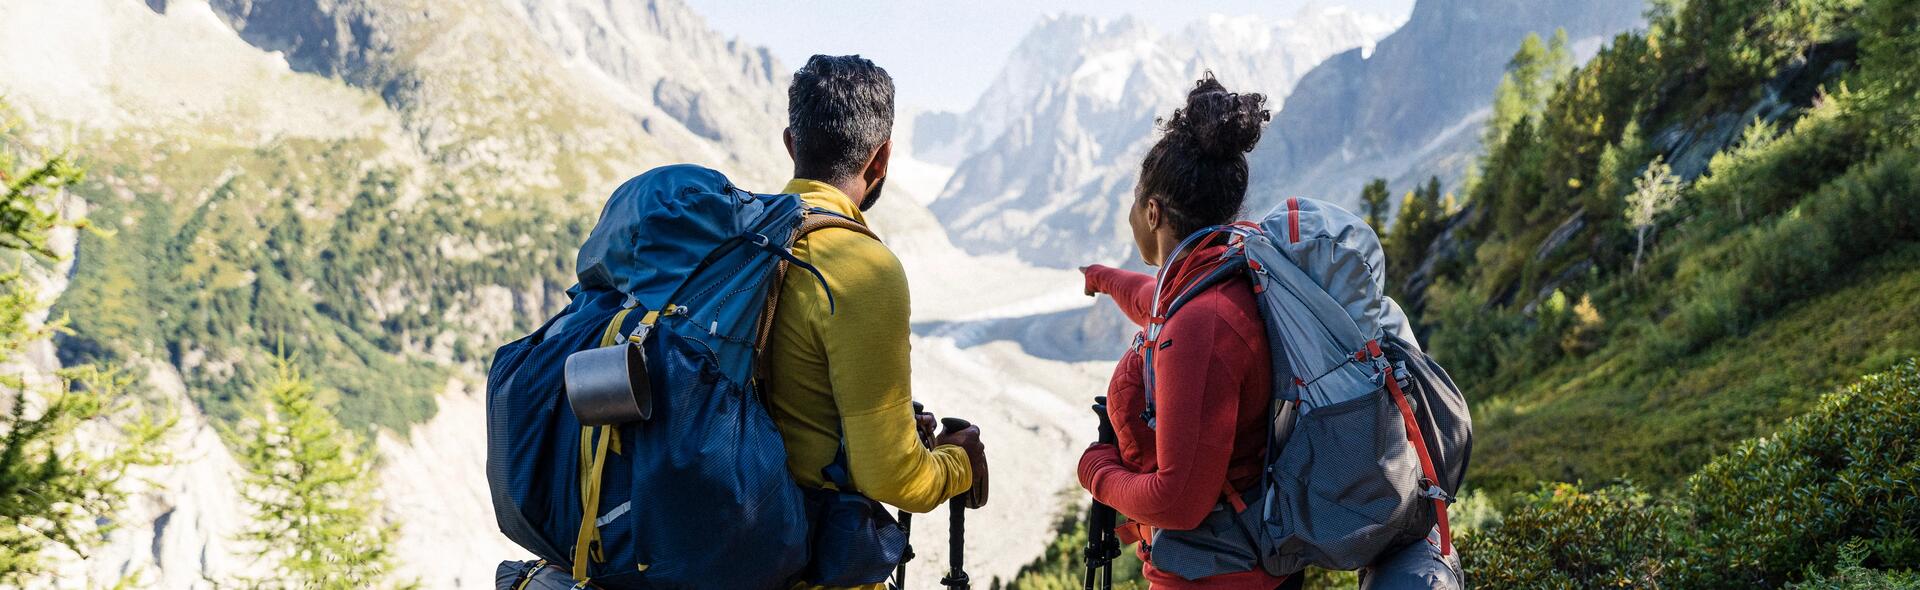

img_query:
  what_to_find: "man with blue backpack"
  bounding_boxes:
[486,54,986,590]
[762,54,990,589]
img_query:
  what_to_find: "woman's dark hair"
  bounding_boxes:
[1138,73,1270,237]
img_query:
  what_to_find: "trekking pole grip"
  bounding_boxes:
[1093,396,1116,445]
[1086,396,1119,590]
[939,416,973,590]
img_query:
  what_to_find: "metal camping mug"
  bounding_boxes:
[564,332,654,425]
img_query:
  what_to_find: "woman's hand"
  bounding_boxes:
[1077,442,1123,492]
[1080,265,1106,297]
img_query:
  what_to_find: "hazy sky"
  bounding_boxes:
[682,1,1415,113]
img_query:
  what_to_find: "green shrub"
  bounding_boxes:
[1786,542,1920,590]
[1666,147,1920,353]
[1424,279,1523,387]
[1461,483,1682,589]
[999,505,1146,590]
[1681,359,1920,587]
[1465,361,1920,589]
[1688,99,1867,230]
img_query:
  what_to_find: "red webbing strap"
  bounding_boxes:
[1286,198,1302,243]
[1384,362,1453,555]
[1221,482,1248,513]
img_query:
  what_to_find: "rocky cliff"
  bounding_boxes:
[1245,0,1646,212]
[922,7,1400,268]
[0,0,797,586]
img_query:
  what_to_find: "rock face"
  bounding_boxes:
[1246,0,1646,212]
[0,0,793,586]
[60,362,265,589]
[201,0,788,190]
[0,1,1131,588]
[926,8,1401,268]
[496,0,789,180]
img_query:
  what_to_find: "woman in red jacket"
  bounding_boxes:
[1076,74,1286,589]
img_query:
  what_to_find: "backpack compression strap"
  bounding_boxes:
[1369,339,1454,556]
[752,210,880,382]
[1140,226,1249,427]
[573,307,637,582]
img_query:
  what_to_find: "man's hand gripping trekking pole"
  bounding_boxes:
[1084,396,1121,590]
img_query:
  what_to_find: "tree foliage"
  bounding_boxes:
[229,359,413,590]
[1624,156,1684,273]
[1385,177,1446,296]
[1415,0,1920,491]
[0,102,171,586]
[1484,30,1572,151]
[1358,178,1390,232]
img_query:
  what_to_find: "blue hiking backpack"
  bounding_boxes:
[485,165,875,589]
[1133,197,1472,584]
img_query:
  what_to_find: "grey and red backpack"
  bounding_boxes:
[1136,197,1472,586]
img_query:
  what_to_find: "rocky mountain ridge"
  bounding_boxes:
[920,7,1401,268]
[1,0,799,586]
[1246,0,1647,212]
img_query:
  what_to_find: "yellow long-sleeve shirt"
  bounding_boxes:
[765,178,973,517]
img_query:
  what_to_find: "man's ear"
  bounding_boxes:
[865,139,892,183]
[782,128,796,162]
[1143,197,1162,231]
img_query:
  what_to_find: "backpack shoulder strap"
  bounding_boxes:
[753,210,879,381]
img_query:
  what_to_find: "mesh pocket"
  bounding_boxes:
[1149,491,1267,580]
[804,489,906,586]
[1264,387,1427,571]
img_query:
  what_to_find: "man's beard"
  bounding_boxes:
[858,177,885,212]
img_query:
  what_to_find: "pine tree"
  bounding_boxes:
[231,359,413,589]
[1484,29,1574,152]
[1360,178,1391,232]
[0,101,170,585]
[1385,177,1447,293]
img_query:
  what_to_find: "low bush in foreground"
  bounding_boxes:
[1465,360,1920,589]
[1460,484,1679,589]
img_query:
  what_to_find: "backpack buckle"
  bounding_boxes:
[1418,479,1453,503]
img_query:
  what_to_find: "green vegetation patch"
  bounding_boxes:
[1466,360,1920,588]
[1409,0,1920,495]
[1470,243,1920,492]
[53,134,584,432]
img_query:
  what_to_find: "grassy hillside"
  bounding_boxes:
[1010,0,1917,586]
[1419,0,1920,585]
[1463,360,1920,588]
[1468,243,1920,490]
[1413,0,1918,494]
[23,0,795,433]
[51,135,584,431]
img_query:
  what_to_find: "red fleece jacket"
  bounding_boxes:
[1077,247,1280,589]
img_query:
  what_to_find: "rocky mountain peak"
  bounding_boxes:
[925,9,1398,267]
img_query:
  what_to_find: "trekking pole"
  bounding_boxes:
[894,401,932,590]
[1084,396,1120,590]
[939,416,974,590]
